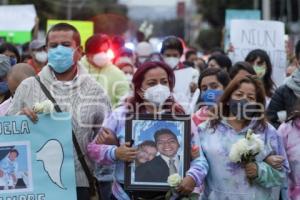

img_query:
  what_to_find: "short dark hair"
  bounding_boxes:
[138,140,156,149]
[210,47,226,55]
[229,61,256,79]
[208,54,232,72]
[154,129,178,143]
[0,43,21,63]
[185,50,197,60]
[161,36,184,56]
[198,67,231,90]
[9,149,19,157]
[46,23,81,47]
[296,40,300,60]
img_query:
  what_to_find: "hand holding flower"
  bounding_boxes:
[229,129,264,184]
[176,176,196,196]
[166,174,198,200]
[245,162,258,179]
[33,100,54,114]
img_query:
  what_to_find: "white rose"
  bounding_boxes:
[42,100,54,113]
[33,102,44,113]
[167,173,182,187]
[229,130,265,163]
[246,134,264,154]
[229,139,248,163]
[33,100,54,114]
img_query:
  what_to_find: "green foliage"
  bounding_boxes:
[195,0,253,27]
[194,0,253,51]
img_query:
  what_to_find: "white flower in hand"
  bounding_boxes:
[245,129,264,154]
[167,173,182,187]
[33,100,54,114]
[229,129,264,163]
[229,139,248,163]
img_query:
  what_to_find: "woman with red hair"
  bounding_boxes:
[88,61,203,200]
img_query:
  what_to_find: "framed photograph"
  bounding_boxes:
[0,141,33,194]
[124,114,191,191]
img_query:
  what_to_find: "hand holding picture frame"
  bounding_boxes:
[124,113,191,191]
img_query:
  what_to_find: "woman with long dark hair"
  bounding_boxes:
[88,61,202,200]
[195,75,288,199]
[245,49,276,100]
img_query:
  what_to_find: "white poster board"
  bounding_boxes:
[173,67,199,114]
[224,9,261,52]
[229,19,286,86]
[0,5,36,31]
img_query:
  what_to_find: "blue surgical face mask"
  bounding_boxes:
[201,89,224,104]
[48,45,75,73]
[0,81,9,94]
[10,57,17,66]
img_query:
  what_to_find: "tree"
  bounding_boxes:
[195,0,253,28]
[195,0,253,51]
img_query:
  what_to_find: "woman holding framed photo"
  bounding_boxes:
[196,75,288,200]
[88,61,205,200]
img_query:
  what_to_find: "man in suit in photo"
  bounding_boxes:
[135,129,180,183]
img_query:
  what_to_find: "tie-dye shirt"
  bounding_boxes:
[278,118,300,200]
[196,120,288,200]
[87,105,208,200]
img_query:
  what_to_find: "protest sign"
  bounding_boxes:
[0,113,76,200]
[174,67,199,114]
[224,9,261,51]
[229,19,286,86]
[0,4,36,44]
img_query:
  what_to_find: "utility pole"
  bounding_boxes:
[286,0,292,23]
[67,0,72,20]
[262,0,271,20]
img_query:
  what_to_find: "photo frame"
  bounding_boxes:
[124,113,191,191]
[0,141,33,194]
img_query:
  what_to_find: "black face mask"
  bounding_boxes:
[229,98,258,120]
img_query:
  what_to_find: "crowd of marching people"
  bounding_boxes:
[0,22,299,200]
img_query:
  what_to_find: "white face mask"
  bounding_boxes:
[143,84,171,106]
[93,52,110,67]
[163,57,180,69]
[125,73,133,82]
[35,51,48,63]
